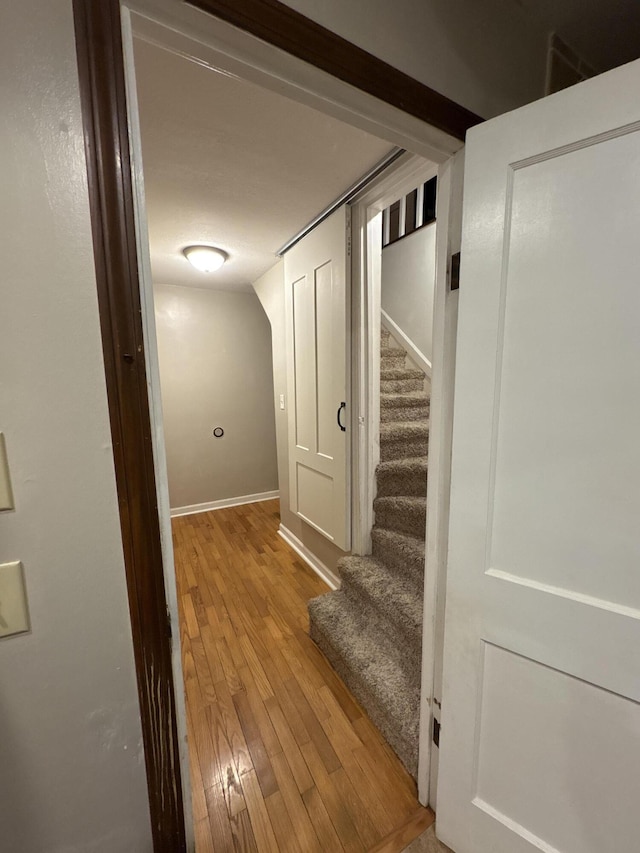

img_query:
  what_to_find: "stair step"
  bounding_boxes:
[381,378,424,393]
[371,527,425,584]
[380,328,391,346]
[380,367,424,381]
[376,456,428,497]
[380,392,430,422]
[380,366,425,380]
[380,368,425,395]
[380,349,406,369]
[338,555,423,657]
[380,345,405,358]
[380,403,430,423]
[309,592,419,776]
[374,495,427,540]
[380,391,430,408]
[380,420,429,461]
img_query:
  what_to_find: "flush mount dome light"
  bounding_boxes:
[183,245,228,273]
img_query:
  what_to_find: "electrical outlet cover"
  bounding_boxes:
[0,433,15,511]
[0,561,30,638]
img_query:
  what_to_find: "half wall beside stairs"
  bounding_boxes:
[309,326,429,777]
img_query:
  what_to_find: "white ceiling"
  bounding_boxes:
[133,38,393,292]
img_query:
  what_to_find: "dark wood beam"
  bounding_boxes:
[187,0,482,140]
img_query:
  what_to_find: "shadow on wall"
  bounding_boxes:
[0,690,43,851]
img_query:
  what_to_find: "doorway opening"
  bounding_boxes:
[130,25,441,846]
[75,2,470,847]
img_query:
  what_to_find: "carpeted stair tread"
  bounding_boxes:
[380,421,429,440]
[380,392,430,422]
[338,554,424,648]
[371,527,425,584]
[377,456,429,475]
[380,391,430,408]
[381,379,425,394]
[381,353,406,371]
[380,420,429,461]
[374,495,427,540]
[380,366,426,395]
[375,456,428,497]
[381,378,424,394]
[380,367,425,380]
[308,592,419,774]
[380,346,406,359]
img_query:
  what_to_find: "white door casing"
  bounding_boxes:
[418,148,464,808]
[284,207,351,551]
[438,59,640,853]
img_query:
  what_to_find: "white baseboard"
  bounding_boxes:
[278,525,340,590]
[170,490,279,518]
[381,308,432,378]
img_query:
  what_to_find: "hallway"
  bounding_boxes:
[173,500,433,851]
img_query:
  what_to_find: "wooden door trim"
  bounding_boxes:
[72,0,479,849]
[187,0,482,141]
[72,1,186,850]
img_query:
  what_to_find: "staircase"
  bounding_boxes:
[308,325,429,777]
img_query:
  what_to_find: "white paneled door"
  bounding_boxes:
[284,206,350,551]
[438,60,640,852]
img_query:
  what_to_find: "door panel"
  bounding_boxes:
[473,643,640,853]
[292,274,315,451]
[438,59,640,853]
[284,207,350,550]
[490,133,640,606]
[296,464,334,533]
[315,260,335,459]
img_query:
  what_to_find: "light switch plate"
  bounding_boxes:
[0,561,30,639]
[0,433,15,511]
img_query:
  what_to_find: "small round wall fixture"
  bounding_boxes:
[212,427,224,438]
[183,245,228,273]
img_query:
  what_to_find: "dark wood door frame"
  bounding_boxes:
[72,0,480,849]
[73,2,186,851]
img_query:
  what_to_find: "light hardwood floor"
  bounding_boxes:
[173,499,433,851]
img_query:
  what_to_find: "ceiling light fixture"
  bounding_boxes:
[182,245,228,273]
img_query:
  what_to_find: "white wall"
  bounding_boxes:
[154,285,278,511]
[280,0,550,119]
[382,223,437,365]
[0,2,153,851]
[253,262,346,574]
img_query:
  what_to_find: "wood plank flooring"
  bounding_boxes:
[173,499,433,851]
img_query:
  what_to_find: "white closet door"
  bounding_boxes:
[284,206,350,550]
[438,58,640,853]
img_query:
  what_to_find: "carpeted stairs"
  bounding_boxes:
[308,325,429,777]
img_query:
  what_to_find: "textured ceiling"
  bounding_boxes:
[133,38,393,292]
